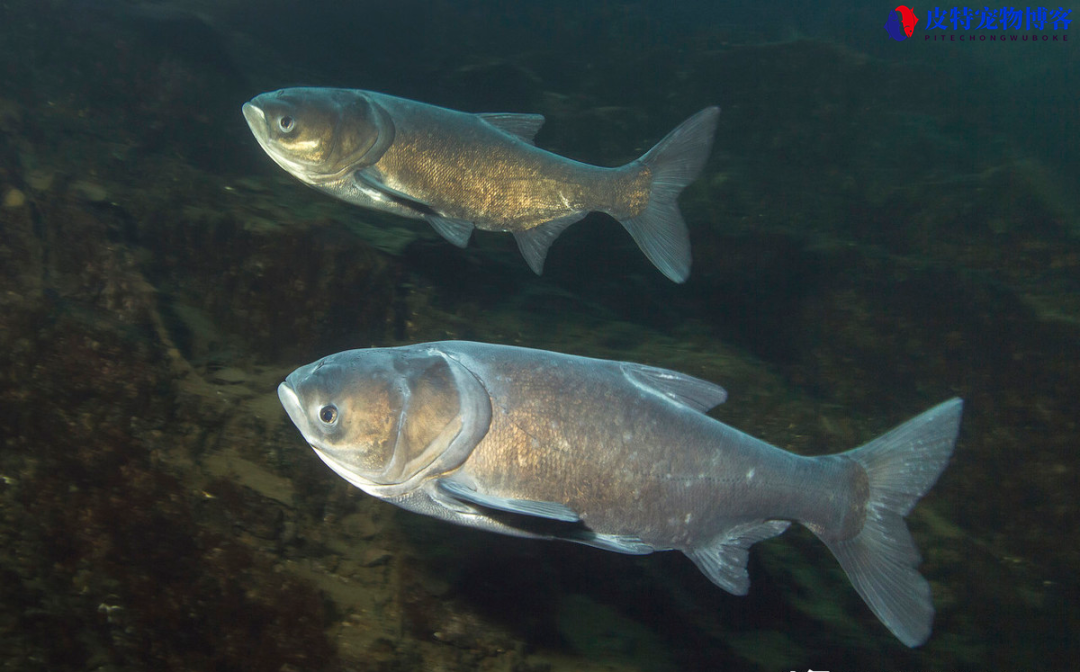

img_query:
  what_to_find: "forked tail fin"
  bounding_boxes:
[619,106,719,283]
[816,398,963,647]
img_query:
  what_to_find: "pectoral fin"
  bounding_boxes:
[353,170,433,210]
[563,531,655,555]
[353,170,476,247]
[439,479,581,522]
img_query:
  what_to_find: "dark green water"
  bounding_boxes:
[0,1,1076,670]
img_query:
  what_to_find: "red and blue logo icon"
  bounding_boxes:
[885,5,921,40]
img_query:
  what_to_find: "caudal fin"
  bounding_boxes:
[619,106,719,283]
[817,398,963,647]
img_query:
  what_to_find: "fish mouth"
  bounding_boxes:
[277,381,304,428]
[242,102,268,141]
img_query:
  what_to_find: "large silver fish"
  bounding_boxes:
[277,341,962,646]
[242,88,718,282]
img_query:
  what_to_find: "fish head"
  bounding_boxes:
[242,87,395,184]
[278,346,491,498]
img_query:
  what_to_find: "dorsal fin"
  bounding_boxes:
[477,112,545,144]
[621,362,727,412]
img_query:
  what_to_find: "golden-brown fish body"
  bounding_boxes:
[374,101,648,229]
[278,340,963,647]
[243,88,718,281]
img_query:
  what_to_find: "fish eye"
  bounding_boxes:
[318,405,338,424]
[278,115,295,133]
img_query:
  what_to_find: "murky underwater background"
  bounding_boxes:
[0,0,1077,670]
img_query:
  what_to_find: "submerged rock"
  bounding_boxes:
[70,180,109,203]
[2,187,24,208]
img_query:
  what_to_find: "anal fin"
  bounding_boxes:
[426,215,475,248]
[686,520,791,595]
[512,212,587,274]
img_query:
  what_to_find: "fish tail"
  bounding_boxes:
[816,398,963,647]
[619,106,719,283]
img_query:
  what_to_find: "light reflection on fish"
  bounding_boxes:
[277,340,962,646]
[243,88,718,282]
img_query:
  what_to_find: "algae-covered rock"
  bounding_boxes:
[2,187,25,207]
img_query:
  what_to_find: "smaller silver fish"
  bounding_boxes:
[242,88,719,282]
[278,341,963,646]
